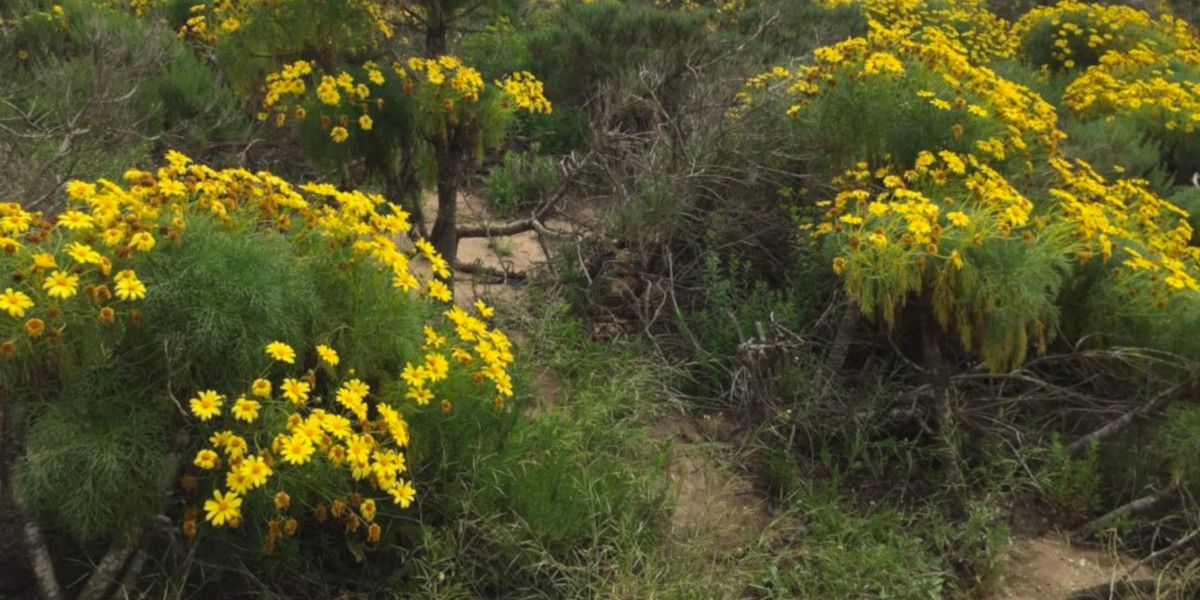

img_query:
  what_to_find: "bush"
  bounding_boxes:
[1,152,513,594]
[1063,46,1200,179]
[0,0,240,206]
[483,149,563,216]
[1014,0,1193,73]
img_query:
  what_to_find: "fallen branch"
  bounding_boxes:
[453,260,526,283]
[1069,579,1160,600]
[1071,485,1180,541]
[1136,524,1200,568]
[1065,374,1198,455]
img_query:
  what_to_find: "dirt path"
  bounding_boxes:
[994,535,1154,600]
[655,417,775,554]
[447,193,1162,599]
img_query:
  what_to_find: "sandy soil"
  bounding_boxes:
[995,535,1153,600]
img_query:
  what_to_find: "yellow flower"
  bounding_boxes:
[114,271,146,300]
[251,378,272,397]
[25,318,45,338]
[42,270,79,299]
[280,434,315,465]
[266,341,296,363]
[204,489,242,526]
[946,212,970,227]
[129,231,155,252]
[361,498,377,522]
[950,250,964,270]
[58,210,94,230]
[473,300,494,318]
[406,387,433,405]
[190,390,224,421]
[193,449,219,469]
[832,256,846,276]
[358,115,373,131]
[389,479,416,507]
[425,279,451,302]
[239,455,272,489]
[0,288,34,318]
[331,126,350,143]
[232,397,261,422]
[401,362,426,388]
[65,242,103,264]
[274,491,291,510]
[31,253,56,270]
[424,353,449,382]
[316,344,339,366]
[226,469,251,494]
[66,181,96,200]
[281,378,311,405]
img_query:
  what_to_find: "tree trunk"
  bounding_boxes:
[384,162,426,238]
[825,298,860,374]
[425,3,447,58]
[22,518,65,600]
[430,145,460,264]
[921,311,963,505]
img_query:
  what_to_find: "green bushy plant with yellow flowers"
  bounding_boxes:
[1013,0,1195,73]
[0,151,514,597]
[259,55,551,262]
[741,3,1200,373]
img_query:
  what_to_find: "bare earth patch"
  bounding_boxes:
[655,417,774,554]
[995,535,1153,600]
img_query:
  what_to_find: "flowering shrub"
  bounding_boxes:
[736,24,1061,171]
[811,0,1017,64]
[4,150,513,551]
[261,56,550,147]
[1014,0,1195,72]
[740,13,1200,371]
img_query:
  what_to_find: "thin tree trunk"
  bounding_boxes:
[22,517,65,600]
[825,298,859,373]
[922,311,962,504]
[77,535,138,600]
[430,146,460,264]
[115,532,152,599]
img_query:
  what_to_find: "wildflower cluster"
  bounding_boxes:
[260,55,550,146]
[1063,47,1200,134]
[813,0,1017,64]
[10,150,515,547]
[180,0,394,45]
[737,23,1061,163]
[260,59,384,143]
[1013,0,1195,72]
[182,340,418,547]
[747,2,1200,370]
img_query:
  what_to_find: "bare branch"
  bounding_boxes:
[1065,374,1198,455]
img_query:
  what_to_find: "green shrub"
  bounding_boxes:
[483,149,563,216]
[1062,117,1172,193]
[1037,434,1102,519]
[527,0,712,106]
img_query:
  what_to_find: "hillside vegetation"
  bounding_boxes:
[2,0,1200,598]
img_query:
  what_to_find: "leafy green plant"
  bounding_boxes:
[483,148,563,217]
[1038,433,1102,519]
[758,487,946,599]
